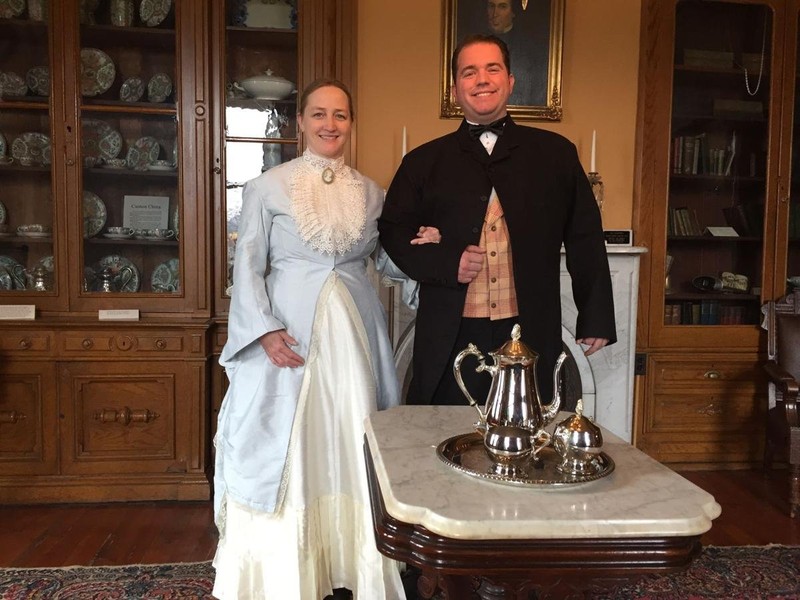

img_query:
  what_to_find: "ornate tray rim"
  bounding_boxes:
[436,431,615,487]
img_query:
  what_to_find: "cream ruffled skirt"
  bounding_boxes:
[212,274,405,600]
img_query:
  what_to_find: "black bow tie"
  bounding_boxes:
[468,118,506,140]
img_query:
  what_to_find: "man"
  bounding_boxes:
[378,34,615,407]
[487,0,515,34]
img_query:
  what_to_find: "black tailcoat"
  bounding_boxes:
[378,119,616,405]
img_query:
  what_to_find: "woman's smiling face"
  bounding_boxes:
[297,85,352,159]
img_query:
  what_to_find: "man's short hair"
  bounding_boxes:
[451,34,511,81]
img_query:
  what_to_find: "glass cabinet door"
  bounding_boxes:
[786,5,800,296]
[220,0,298,296]
[77,0,180,296]
[0,6,55,296]
[665,0,774,326]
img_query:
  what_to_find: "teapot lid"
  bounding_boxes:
[493,324,537,364]
[246,69,292,84]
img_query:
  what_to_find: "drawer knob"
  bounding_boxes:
[18,338,32,350]
[0,410,26,424]
[82,338,94,350]
[155,338,167,350]
[94,406,160,425]
[697,403,722,416]
[703,370,721,379]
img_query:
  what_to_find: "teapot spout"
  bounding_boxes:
[542,351,568,425]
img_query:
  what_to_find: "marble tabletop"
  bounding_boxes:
[365,405,721,540]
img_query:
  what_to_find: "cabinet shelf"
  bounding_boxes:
[665,292,760,302]
[84,167,178,178]
[670,173,764,183]
[80,101,176,115]
[87,238,179,246]
[0,164,51,173]
[0,98,49,110]
[667,235,762,243]
[0,235,53,245]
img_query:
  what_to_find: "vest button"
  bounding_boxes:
[490,251,497,257]
[480,195,488,202]
[491,277,497,283]
[472,227,479,234]
[491,302,497,308]
[491,225,497,231]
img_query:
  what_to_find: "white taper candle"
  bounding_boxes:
[402,126,407,157]
[590,129,596,172]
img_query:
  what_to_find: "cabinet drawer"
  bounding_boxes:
[60,333,185,355]
[647,391,764,433]
[651,356,764,389]
[0,332,53,353]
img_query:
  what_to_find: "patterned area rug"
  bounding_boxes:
[0,546,797,599]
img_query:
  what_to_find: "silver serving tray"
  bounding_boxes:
[436,432,614,487]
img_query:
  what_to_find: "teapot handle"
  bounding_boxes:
[453,343,489,422]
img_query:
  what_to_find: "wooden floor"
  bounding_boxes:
[1,469,798,568]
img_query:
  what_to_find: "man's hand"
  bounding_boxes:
[576,337,609,356]
[458,245,486,283]
[259,329,305,368]
[410,226,442,245]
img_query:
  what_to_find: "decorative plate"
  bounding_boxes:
[83,190,107,238]
[146,72,172,103]
[25,66,49,97]
[0,0,25,19]
[94,254,140,292]
[0,266,11,291]
[125,136,160,170]
[151,257,179,292]
[0,132,6,158]
[11,132,51,165]
[80,48,116,97]
[82,119,123,161]
[0,255,26,289]
[0,200,6,224]
[119,76,144,102]
[0,71,28,97]
[139,0,172,27]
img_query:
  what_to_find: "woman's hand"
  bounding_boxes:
[410,226,442,245]
[259,330,305,368]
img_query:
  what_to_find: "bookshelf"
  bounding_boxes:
[633,0,800,468]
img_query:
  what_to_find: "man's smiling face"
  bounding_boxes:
[452,41,514,124]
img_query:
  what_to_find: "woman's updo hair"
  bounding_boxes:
[297,78,355,119]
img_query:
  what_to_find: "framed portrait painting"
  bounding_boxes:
[441,0,564,121]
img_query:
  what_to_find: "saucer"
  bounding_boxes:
[102,232,134,239]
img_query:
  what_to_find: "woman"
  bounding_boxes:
[212,79,437,599]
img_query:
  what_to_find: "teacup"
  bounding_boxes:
[17,223,51,234]
[83,156,103,168]
[107,226,134,236]
[0,156,13,165]
[152,228,174,239]
[18,156,35,167]
[105,158,127,169]
[152,159,173,168]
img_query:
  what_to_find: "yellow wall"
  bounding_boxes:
[356,0,642,230]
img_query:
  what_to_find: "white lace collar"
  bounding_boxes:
[289,149,366,255]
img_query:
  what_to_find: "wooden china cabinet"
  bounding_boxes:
[634,0,800,467]
[0,0,355,503]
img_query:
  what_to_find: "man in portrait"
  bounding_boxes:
[456,0,552,107]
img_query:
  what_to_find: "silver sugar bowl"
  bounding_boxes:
[553,399,604,475]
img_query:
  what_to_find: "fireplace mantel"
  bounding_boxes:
[388,246,646,443]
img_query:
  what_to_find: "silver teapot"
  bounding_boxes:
[553,398,604,476]
[454,324,567,476]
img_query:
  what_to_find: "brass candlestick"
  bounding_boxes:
[588,172,604,214]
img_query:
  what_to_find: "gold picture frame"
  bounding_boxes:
[440,0,564,121]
